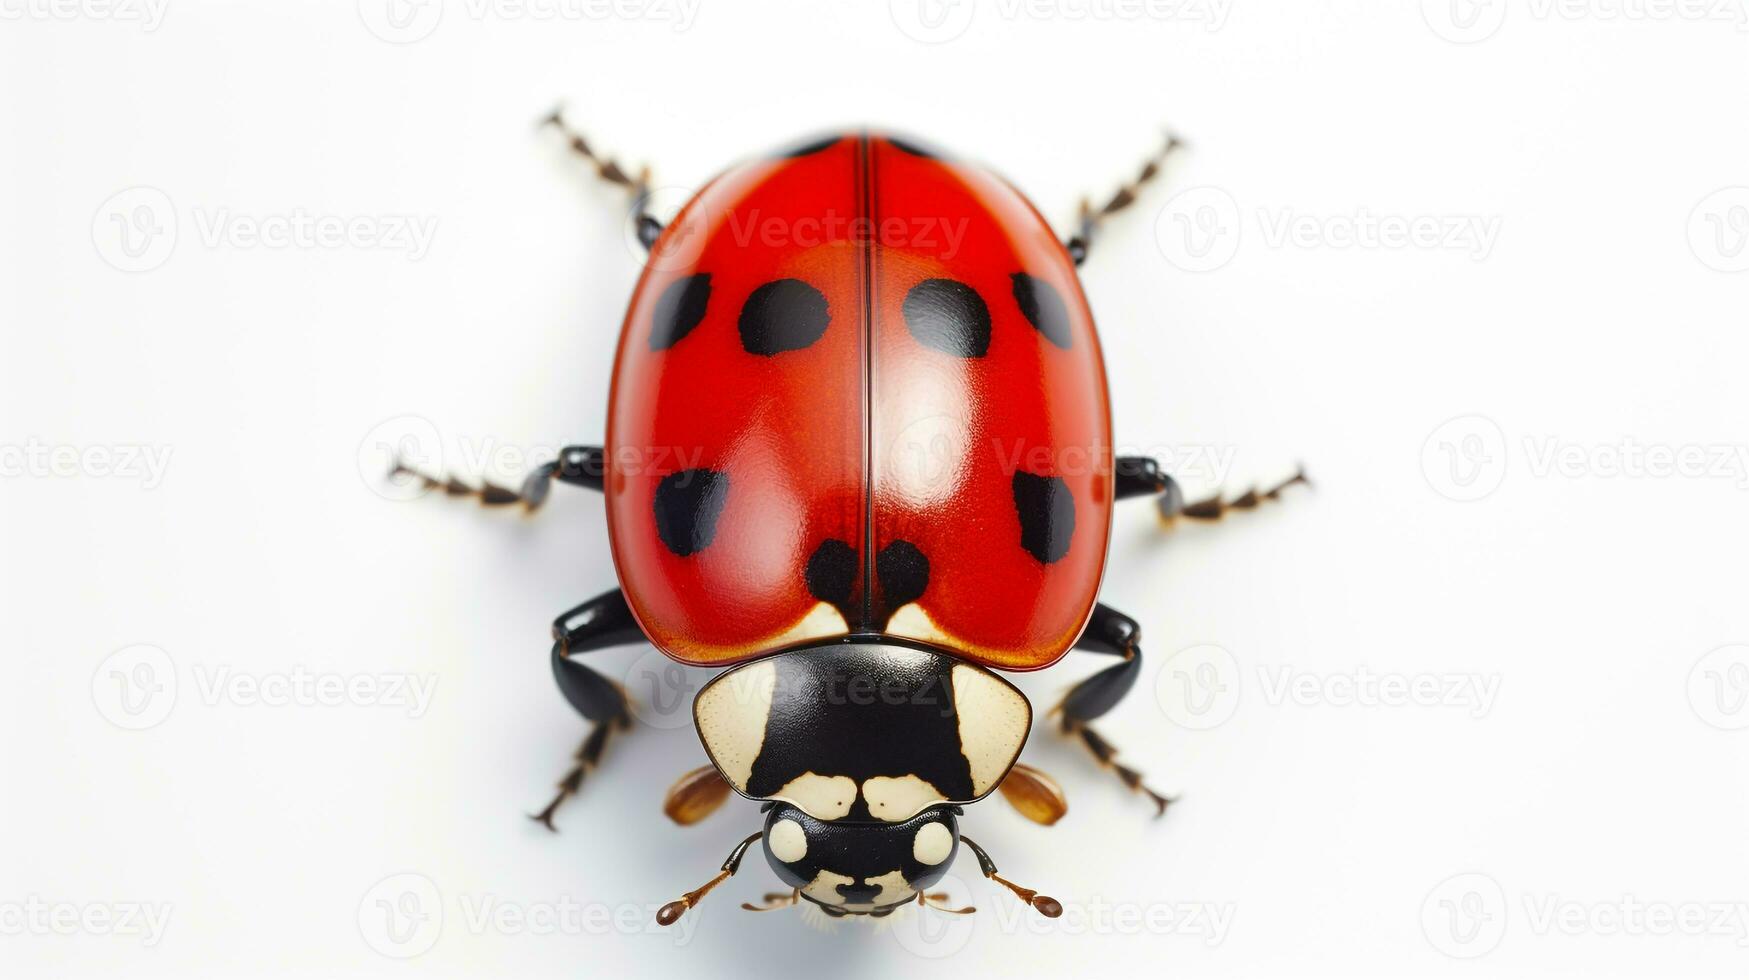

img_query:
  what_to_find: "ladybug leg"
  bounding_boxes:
[530,588,644,831]
[1064,131,1185,266]
[539,106,663,251]
[518,445,607,510]
[391,445,604,514]
[1056,603,1175,817]
[1115,456,1311,528]
[1114,455,1174,501]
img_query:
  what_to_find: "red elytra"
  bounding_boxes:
[605,133,1113,671]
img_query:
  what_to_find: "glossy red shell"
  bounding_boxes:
[605,134,1112,670]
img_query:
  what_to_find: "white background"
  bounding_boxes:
[3,1,1748,976]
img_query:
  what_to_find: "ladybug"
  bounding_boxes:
[398,113,1307,925]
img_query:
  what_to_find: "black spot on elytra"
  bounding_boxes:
[1012,471,1076,564]
[739,279,831,355]
[783,135,841,157]
[887,136,940,159]
[805,539,858,605]
[649,273,711,351]
[876,540,930,611]
[653,468,729,557]
[1011,273,1073,350]
[902,279,990,358]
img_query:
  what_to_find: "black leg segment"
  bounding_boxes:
[520,445,607,510]
[550,587,642,718]
[1060,603,1173,816]
[532,588,647,831]
[1063,603,1143,721]
[1114,456,1310,527]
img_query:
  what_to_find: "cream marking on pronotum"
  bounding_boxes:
[692,658,776,787]
[950,664,1031,794]
[774,773,857,820]
[862,774,946,822]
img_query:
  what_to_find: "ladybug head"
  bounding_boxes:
[759,800,960,916]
